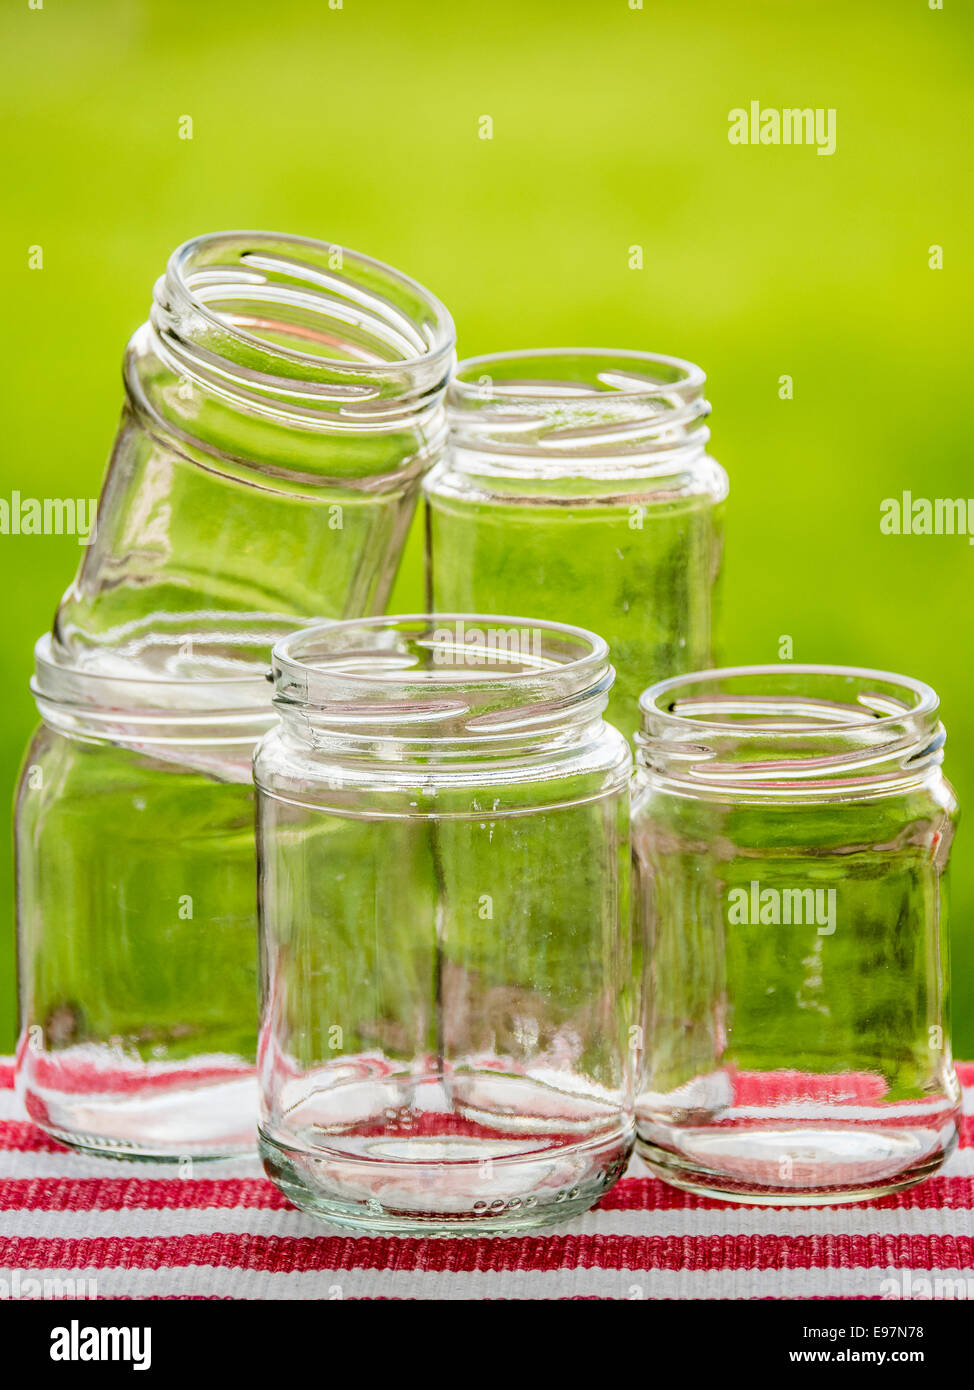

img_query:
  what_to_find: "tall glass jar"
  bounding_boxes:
[16,628,275,1159]
[255,615,633,1234]
[54,230,455,667]
[424,349,726,741]
[632,664,961,1204]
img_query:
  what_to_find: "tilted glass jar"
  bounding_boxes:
[254,615,633,1234]
[16,628,275,1159]
[54,230,455,668]
[632,664,961,1204]
[424,349,727,741]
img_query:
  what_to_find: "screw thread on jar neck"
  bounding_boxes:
[29,631,276,785]
[128,230,456,476]
[270,614,618,758]
[636,664,946,800]
[446,348,712,479]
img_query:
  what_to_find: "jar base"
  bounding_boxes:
[259,1125,633,1236]
[20,1051,258,1161]
[637,1123,958,1206]
[27,1125,254,1163]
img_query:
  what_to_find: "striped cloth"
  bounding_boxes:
[1,1060,972,1300]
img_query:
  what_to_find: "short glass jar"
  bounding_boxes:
[16,627,276,1159]
[55,230,455,667]
[255,614,633,1234]
[632,664,961,1205]
[424,349,727,741]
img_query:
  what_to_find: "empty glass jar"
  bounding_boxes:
[54,230,455,671]
[632,664,961,1204]
[16,627,275,1158]
[15,231,454,1161]
[255,615,633,1234]
[424,349,727,741]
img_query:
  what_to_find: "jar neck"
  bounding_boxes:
[31,631,276,752]
[270,615,616,763]
[127,231,456,484]
[635,665,946,800]
[446,348,711,482]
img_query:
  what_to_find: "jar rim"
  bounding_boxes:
[272,613,609,688]
[635,664,945,797]
[157,230,456,389]
[269,614,616,743]
[449,347,706,405]
[639,663,939,738]
[445,347,712,471]
[32,630,274,715]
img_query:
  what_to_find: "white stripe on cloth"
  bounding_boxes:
[0,1151,265,1179]
[0,1092,21,1120]
[0,1203,972,1241]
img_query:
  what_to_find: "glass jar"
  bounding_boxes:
[16,628,275,1159]
[254,614,633,1234]
[632,664,961,1204]
[424,349,727,742]
[54,230,455,669]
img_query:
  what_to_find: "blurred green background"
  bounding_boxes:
[1,0,971,1052]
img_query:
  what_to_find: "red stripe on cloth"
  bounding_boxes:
[23,1056,256,1096]
[0,1178,288,1212]
[9,1119,962,1154]
[0,1122,71,1153]
[1,1231,972,1273]
[731,1071,887,1106]
[0,1066,13,1091]
[732,1064,973,1105]
[4,1105,971,1156]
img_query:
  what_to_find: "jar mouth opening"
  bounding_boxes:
[155,230,456,389]
[449,348,706,406]
[271,615,614,736]
[446,348,711,467]
[33,626,277,717]
[273,614,608,687]
[639,664,939,738]
[636,665,944,795]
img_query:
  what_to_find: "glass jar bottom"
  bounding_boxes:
[259,1123,633,1235]
[20,1047,257,1160]
[637,1122,959,1206]
[259,1061,634,1233]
